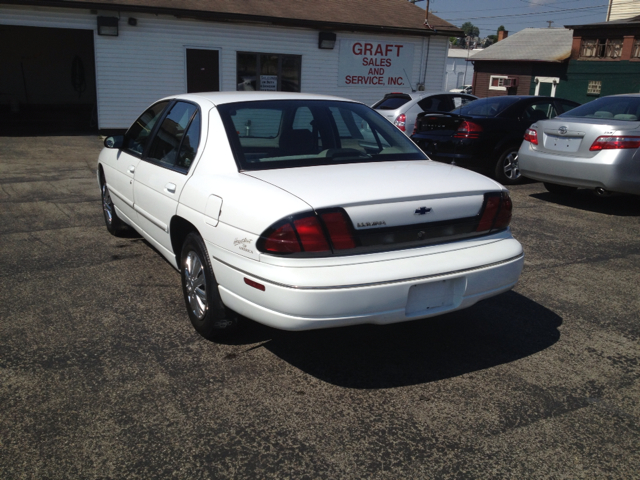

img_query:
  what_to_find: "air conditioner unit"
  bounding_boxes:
[503,77,519,88]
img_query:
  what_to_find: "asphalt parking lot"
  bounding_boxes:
[1,135,639,479]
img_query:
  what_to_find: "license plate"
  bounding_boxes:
[545,134,581,153]
[405,279,454,315]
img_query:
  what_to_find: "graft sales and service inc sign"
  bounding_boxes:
[339,41,414,87]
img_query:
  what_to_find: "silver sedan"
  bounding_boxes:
[518,94,640,196]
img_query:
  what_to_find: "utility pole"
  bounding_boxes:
[546,20,554,28]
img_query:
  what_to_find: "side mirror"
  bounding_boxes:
[104,135,124,149]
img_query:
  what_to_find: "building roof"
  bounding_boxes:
[566,14,640,29]
[448,48,483,59]
[2,0,463,36]
[471,28,573,63]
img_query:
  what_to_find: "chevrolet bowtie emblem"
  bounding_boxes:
[414,207,432,215]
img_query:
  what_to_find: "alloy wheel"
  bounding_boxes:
[184,251,208,320]
[102,184,113,225]
[503,152,520,180]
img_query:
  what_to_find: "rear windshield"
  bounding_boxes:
[455,96,521,117]
[558,96,640,121]
[372,96,412,110]
[217,100,427,171]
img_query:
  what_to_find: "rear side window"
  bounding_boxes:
[146,101,199,169]
[457,96,520,117]
[124,101,170,155]
[373,95,412,110]
[559,96,640,121]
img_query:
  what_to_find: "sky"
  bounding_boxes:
[414,0,613,37]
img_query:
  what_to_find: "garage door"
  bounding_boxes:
[0,25,97,135]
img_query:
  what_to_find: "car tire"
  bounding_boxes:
[544,182,578,195]
[101,181,129,236]
[494,147,523,185]
[180,232,239,339]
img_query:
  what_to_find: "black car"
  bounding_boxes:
[410,95,580,184]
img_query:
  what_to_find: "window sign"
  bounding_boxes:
[338,41,414,87]
[260,75,278,91]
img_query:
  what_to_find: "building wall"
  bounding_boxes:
[608,0,640,21]
[473,61,570,98]
[472,63,534,98]
[445,56,474,91]
[556,60,640,103]
[1,4,448,129]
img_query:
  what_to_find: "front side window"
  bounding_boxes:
[236,52,301,92]
[217,100,426,171]
[523,102,558,122]
[124,101,170,155]
[146,101,200,171]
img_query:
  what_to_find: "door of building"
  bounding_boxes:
[186,49,220,93]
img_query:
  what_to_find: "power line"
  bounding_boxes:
[443,3,608,21]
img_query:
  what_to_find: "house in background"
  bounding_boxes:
[607,0,640,21]
[0,0,461,133]
[445,48,482,91]
[469,28,573,98]
[559,16,640,103]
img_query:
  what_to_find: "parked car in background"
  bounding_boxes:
[98,92,523,339]
[410,95,580,185]
[372,92,477,134]
[450,85,473,94]
[519,94,640,196]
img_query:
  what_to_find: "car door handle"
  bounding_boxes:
[128,166,135,174]
[165,183,176,194]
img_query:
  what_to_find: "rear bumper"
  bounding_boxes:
[519,142,640,195]
[209,233,524,331]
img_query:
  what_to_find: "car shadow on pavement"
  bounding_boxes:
[531,190,640,217]
[221,291,562,388]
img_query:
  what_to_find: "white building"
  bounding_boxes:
[445,48,483,91]
[607,0,640,21]
[0,0,462,132]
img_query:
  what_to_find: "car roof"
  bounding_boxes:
[164,91,358,106]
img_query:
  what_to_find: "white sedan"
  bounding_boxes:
[98,92,524,339]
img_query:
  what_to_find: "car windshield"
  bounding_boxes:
[372,95,412,110]
[217,100,427,171]
[558,96,640,121]
[453,96,520,117]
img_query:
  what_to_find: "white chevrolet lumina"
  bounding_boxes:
[98,92,524,339]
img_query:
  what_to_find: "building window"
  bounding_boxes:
[587,80,602,96]
[489,75,508,91]
[632,38,640,58]
[580,38,623,59]
[237,52,301,92]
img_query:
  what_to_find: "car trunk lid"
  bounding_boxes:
[532,117,640,158]
[245,160,505,253]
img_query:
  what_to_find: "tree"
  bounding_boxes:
[460,22,480,38]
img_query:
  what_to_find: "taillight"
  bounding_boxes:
[394,113,406,132]
[258,209,357,255]
[524,128,538,145]
[263,222,301,253]
[454,121,483,139]
[320,211,356,250]
[476,192,512,232]
[589,136,640,151]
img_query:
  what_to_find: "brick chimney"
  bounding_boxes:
[498,30,509,42]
